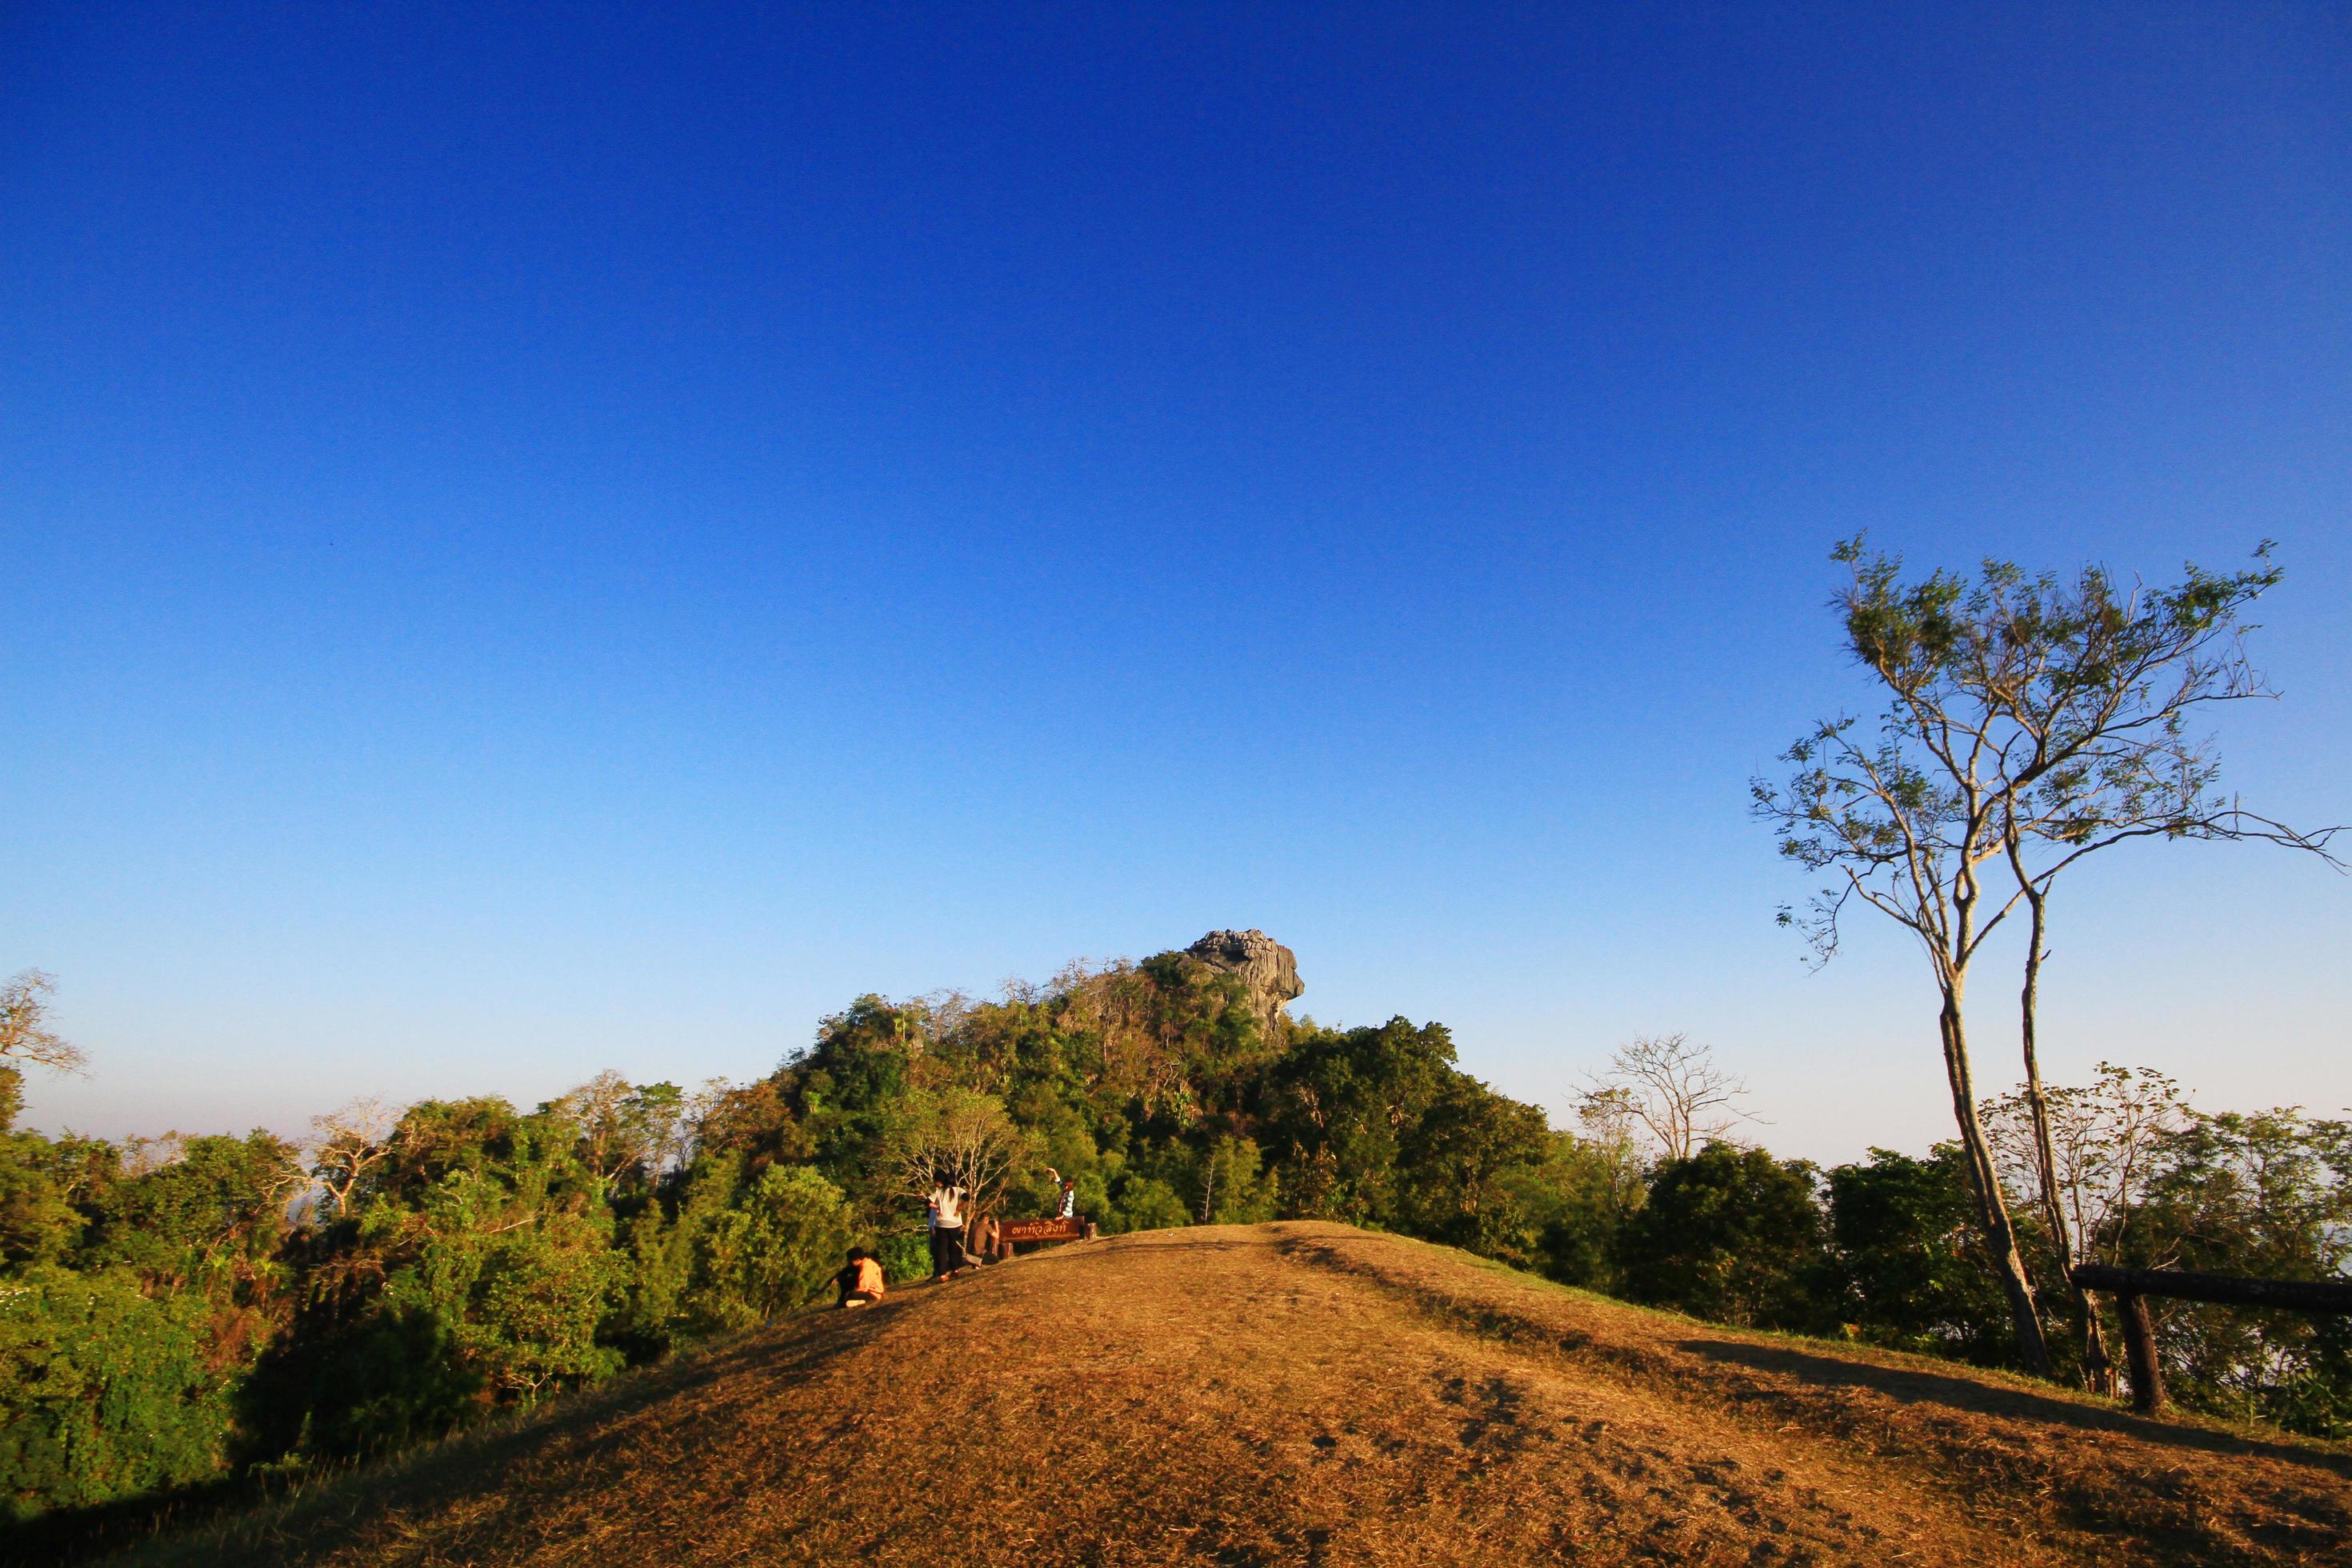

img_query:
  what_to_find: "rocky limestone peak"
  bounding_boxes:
[1184,929,1303,1038]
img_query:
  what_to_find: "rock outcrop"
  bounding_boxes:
[1184,929,1303,1039]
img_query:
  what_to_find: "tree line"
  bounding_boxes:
[1575,1042,2350,1436]
[5,954,2348,1553]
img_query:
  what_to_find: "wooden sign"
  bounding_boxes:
[1000,1216,1086,1244]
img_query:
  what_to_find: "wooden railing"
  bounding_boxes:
[2070,1263,2352,1414]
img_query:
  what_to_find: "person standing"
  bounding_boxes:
[926,1174,972,1282]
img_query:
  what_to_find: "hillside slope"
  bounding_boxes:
[127,1223,2349,1567]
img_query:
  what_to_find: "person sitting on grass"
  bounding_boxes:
[968,1206,1001,1263]
[834,1246,886,1309]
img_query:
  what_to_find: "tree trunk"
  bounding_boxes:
[2013,858,2114,1392]
[1938,979,2055,1378]
[2115,1292,2166,1414]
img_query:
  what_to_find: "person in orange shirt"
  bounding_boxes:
[833,1246,886,1309]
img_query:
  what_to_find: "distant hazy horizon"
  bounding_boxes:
[6,6,2346,1164]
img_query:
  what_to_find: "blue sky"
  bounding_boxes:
[4,5,2346,1161]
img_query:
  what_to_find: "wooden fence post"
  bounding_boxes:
[2071,1262,2352,1418]
[2115,1294,2165,1415]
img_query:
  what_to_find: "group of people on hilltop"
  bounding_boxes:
[831,1168,1080,1309]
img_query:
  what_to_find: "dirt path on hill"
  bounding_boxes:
[132,1222,2351,1568]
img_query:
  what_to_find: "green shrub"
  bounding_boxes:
[686,1166,852,1328]
[264,1306,484,1462]
[1825,1145,2013,1363]
[873,1230,931,1286]
[1106,1175,1189,1234]
[1620,1143,1827,1331]
[1197,1137,1278,1226]
[0,1270,232,1522]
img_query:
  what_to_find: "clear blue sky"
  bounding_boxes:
[5,5,2346,1162]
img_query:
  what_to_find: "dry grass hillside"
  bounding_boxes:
[120,1222,2350,1567]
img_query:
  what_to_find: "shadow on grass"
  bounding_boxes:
[1674,1337,2352,1478]
[1274,1227,2352,1485]
[97,1303,904,1568]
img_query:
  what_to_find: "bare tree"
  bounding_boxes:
[548,1071,686,1194]
[1575,1034,1752,1162]
[681,1074,741,1155]
[122,1133,186,1178]
[883,1087,1030,1219]
[306,1097,402,1222]
[1983,1064,2191,1278]
[0,970,86,1075]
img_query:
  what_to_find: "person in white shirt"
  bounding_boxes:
[926,1176,974,1282]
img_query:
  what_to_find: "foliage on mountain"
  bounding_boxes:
[2,945,2347,1552]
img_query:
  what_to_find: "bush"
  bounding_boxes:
[0,1270,233,1521]
[2130,1109,2352,1434]
[1196,1137,1278,1226]
[254,1305,484,1462]
[1106,1175,1190,1234]
[687,1166,852,1329]
[1501,1132,1642,1291]
[1620,1143,1826,1331]
[1825,1145,2014,1364]
[873,1230,931,1287]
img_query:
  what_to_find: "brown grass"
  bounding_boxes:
[113,1222,2352,1566]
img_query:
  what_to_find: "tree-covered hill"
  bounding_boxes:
[3,935,2346,1557]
